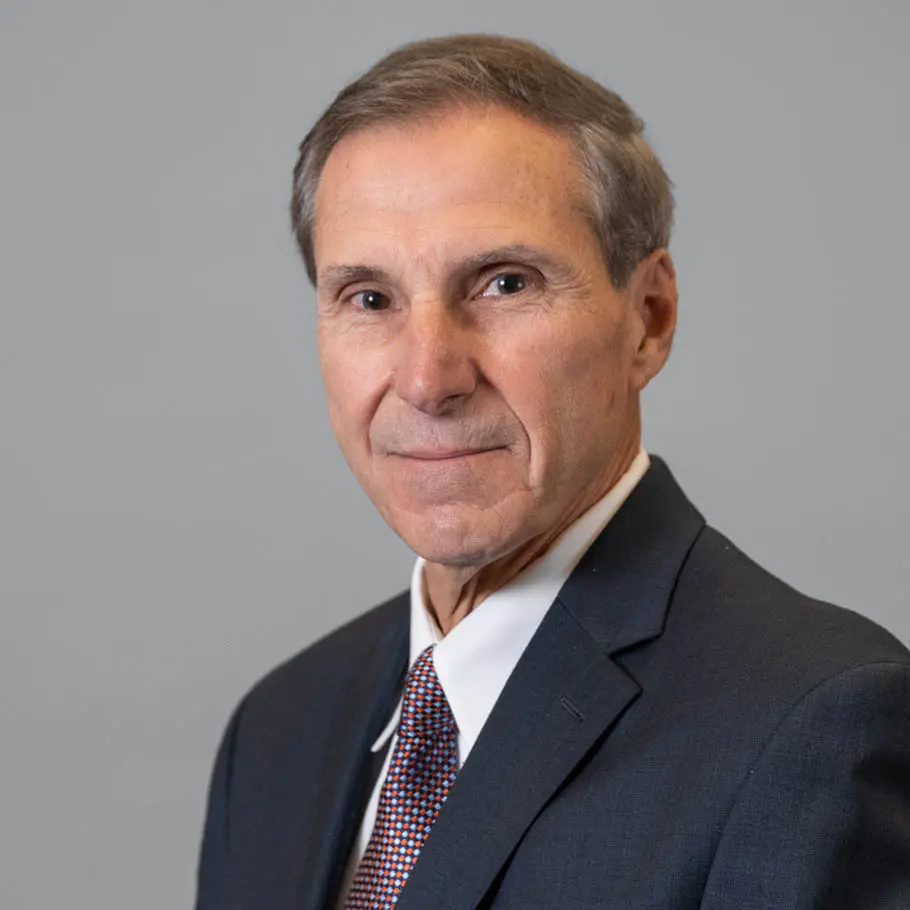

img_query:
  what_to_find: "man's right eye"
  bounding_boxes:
[350,290,391,312]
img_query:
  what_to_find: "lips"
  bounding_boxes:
[394,446,505,461]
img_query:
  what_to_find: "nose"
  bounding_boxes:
[393,300,478,416]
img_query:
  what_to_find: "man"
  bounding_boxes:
[196,34,910,910]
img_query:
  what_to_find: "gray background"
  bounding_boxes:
[1,0,907,907]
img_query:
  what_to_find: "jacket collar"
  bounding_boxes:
[556,454,706,655]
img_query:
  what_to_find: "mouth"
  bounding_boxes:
[393,446,507,462]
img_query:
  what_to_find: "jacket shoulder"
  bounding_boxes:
[239,590,409,719]
[672,524,909,686]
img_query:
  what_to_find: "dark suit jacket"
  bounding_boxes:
[196,456,910,909]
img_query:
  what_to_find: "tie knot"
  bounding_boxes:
[398,645,456,741]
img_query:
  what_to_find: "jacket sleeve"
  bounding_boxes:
[701,660,910,909]
[195,698,247,910]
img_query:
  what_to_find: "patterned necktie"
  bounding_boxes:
[345,644,459,909]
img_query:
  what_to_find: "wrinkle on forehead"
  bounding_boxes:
[315,106,584,221]
[313,107,596,283]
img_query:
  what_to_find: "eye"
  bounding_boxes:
[480,272,530,297]
[350,289,391,312]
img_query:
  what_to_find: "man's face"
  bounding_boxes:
[313,107,657,567]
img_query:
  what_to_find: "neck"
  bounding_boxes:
[422,433,641,636]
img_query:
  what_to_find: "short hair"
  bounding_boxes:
[290,34,674,289]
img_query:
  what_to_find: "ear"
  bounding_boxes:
[627,249,678,392]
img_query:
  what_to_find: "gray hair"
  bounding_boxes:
[290,34,674,288]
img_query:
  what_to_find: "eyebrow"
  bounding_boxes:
[317,243,576,294]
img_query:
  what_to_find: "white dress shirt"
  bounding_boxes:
[335,447,651,906]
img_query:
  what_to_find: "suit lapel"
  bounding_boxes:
[395,456,706,910]
[394,602,641,910]
[295,597,409,910]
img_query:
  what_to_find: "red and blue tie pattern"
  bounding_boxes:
[345,644,458,908]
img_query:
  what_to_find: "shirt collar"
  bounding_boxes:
[371,446,651,754]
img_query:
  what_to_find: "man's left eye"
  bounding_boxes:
[481,273,528,296]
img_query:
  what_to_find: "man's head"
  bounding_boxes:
[291,35,678,569]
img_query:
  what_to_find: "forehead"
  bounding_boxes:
[312,107,591,273]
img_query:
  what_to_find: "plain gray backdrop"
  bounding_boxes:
[1,0,907,907]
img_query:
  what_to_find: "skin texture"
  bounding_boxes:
[312,106,678,634]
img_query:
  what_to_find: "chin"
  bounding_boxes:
[391,503,516,569]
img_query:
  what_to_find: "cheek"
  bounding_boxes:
[502,319,631,472]
[318,333,382,456]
